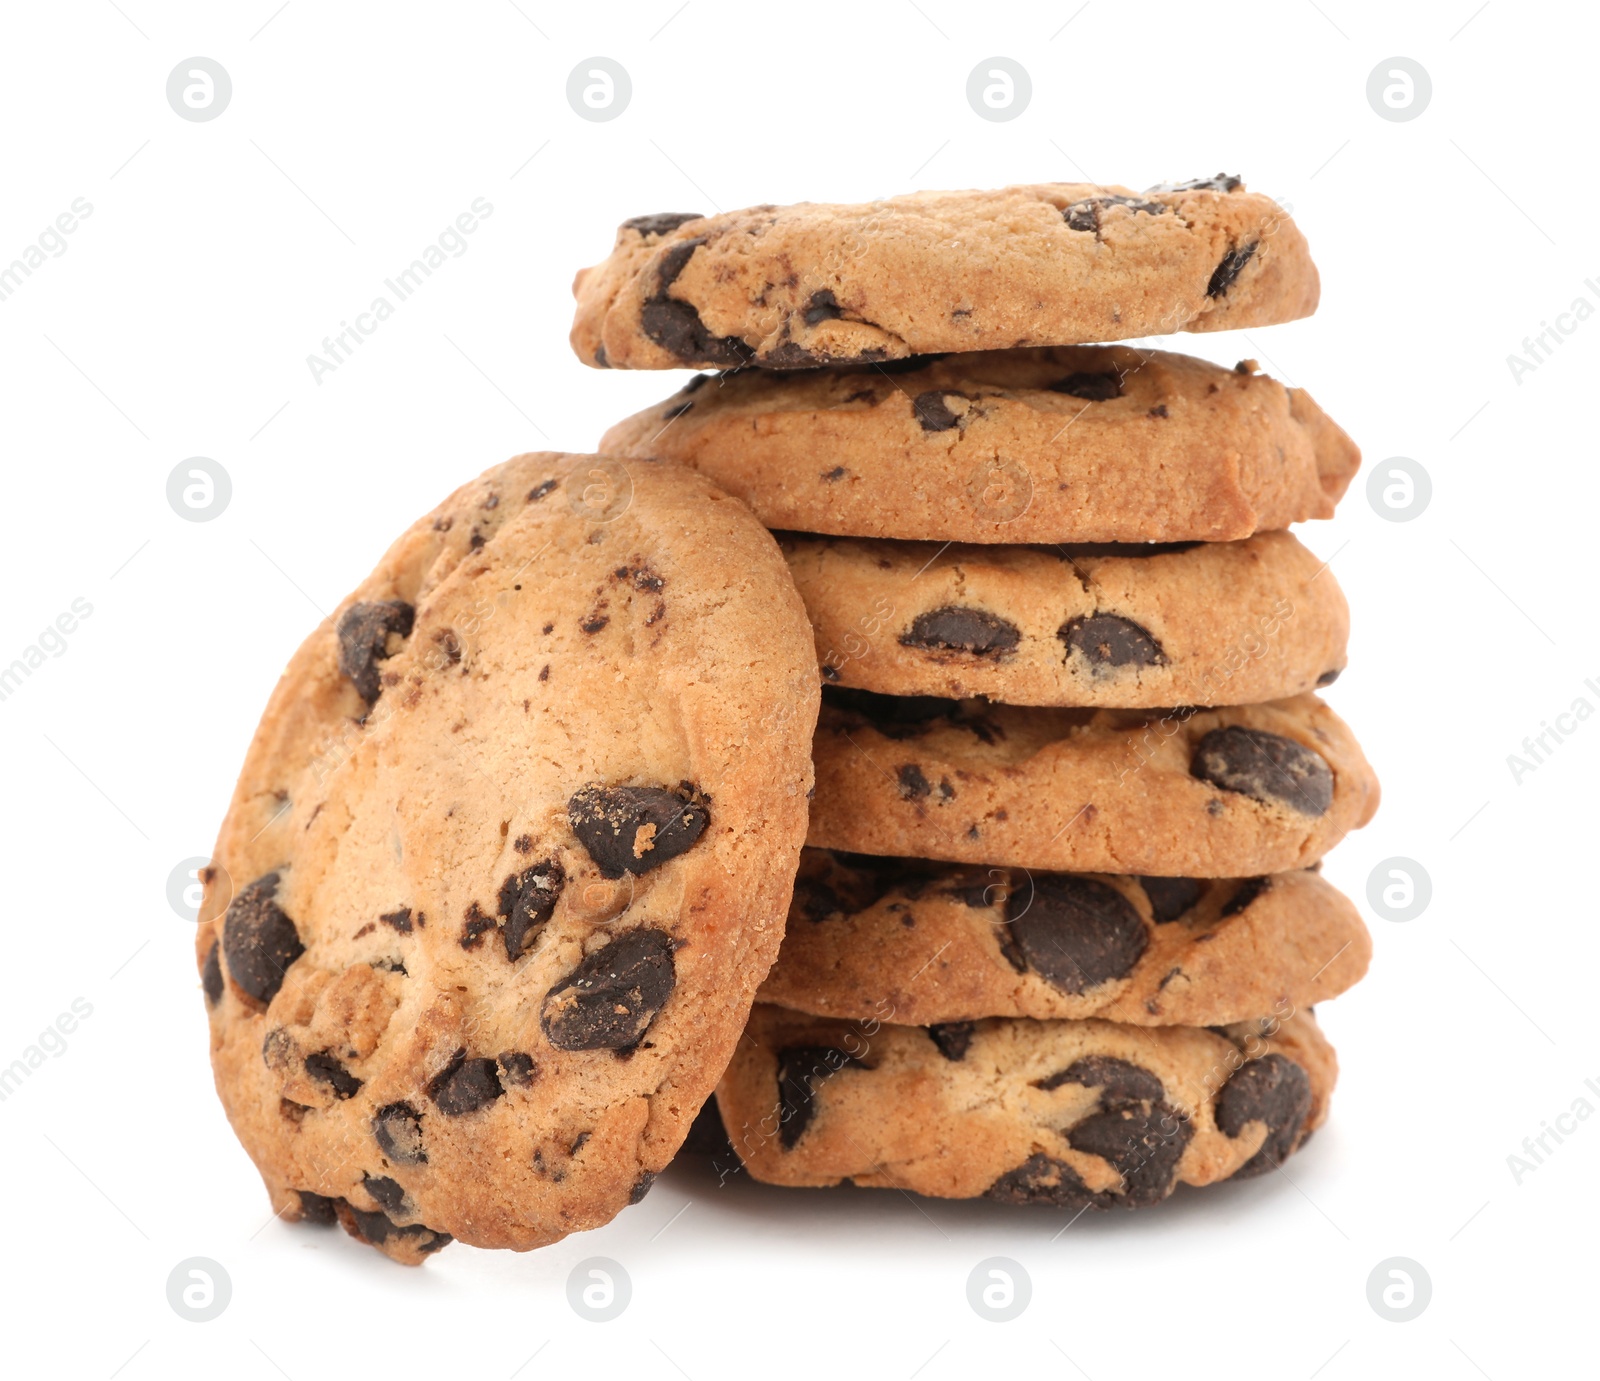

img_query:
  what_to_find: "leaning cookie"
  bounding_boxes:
[196,452,818,1263]
[572,179,1317,370]
[758,850,1370,1026]
[783,530,1347,707]
[808,688,1378,876]
[716,1005,1335,1205]
[601,348,1356,543]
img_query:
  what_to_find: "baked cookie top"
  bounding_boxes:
[717,1004,1335,1204]
[600,348,1357,543]
[759,849,1369,1026]
[782,529,1348,707]
[196,452,818,1262]
[808,688,1379,876]
[572,178,1318,370]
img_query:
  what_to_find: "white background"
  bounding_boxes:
[2,2,1595,1377]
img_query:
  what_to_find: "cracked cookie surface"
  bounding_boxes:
[197,452,818,1262]
[572,179,1318,370]
[601,347,1357,543]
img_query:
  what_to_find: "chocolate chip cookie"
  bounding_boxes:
[571,179,1317,370]
[196,452,819,1263]
[782,530,1347,706]
[759,850,1369,1026]
[716,1004,1334,1204]
[808,688,1378,876]
[600,348,1357,543]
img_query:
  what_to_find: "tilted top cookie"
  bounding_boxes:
[196,452,818,1263]
[572,178,1318,370]
[601,348,1358,544]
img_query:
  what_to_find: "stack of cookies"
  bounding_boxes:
[577,178,1379,1211]
[195,178,1377,1271]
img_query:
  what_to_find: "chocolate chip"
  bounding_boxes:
[776,1045,862,1149]
[459,902,496,951]
[639,240,754,365]
[1206,242,1258,298]
[655,237,703,289]
[821,466,847,482]
[911,390,961,431]
[629,1171,657,1204]
[201,941,223,1005]
[927,1021,976,1061]
[1062,195,1167,234]
[1316,667,1342,687]
[804,289,844,325]
[1152,174,1242,193]
[683,1096,735,1158]
[1190,726,1333,816]
[336,1201,451,1254]
[901,607,1021,659]
[426,1050,504,1115]
[432,628,462,666]
[336,601,415,704]
[541,928,677,1051]
[222,873,304,1006]
[1048,371,1123,401]
[1035,1055,1164,1102]
[379,907,414,934]
[614,563,664,593]
[1059,613,1167,671]
[1215,1053,1312,1178]
[1000,877,1147,994]
[497,1051,536,1086]
[1137,877,1203,924]
[568,783,710,879]
[373,1102,427,1165]
[1219,876,1271,917]
[363,1174,407,1214]
[622,212,703,236]
[305,1051,362,1100]
[296,1190,339,1225]
[528,479,558,502]
[896,764,932,800]
[642,297,755,366]
[261,1026,296,1071]
[986,1153,1095,1207]
[497,860,565,960]
[1068,1102,1193,1206]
